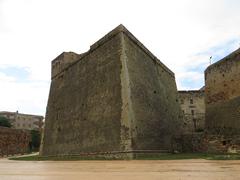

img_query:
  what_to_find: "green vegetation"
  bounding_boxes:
[9,155,116,161]
[9,153,240,161]
[0,116,12,128]
[29,130,41,152]
[135,153,208,160]
[135,153,240,160]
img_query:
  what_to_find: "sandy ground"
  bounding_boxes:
[0,158,240,180]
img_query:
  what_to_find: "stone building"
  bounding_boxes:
[41,24,183,158]
[204,48,240,153]
[178,90,205,133]
[0,111,44,131]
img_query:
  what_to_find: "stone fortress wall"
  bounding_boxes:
[41,25,240,156]
[205,48,240,135]
[203,48,240,153]
[41,25,183,158]
[177,48,240,153]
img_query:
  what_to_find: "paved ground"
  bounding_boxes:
[0,158,240,180]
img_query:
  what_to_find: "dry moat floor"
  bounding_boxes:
[1,156,240,180]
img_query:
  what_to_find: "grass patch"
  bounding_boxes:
[135,153,210,160]
[136,153,240,160]
[9,155,116,161]
[9,153,240,161]
[206,154,240,160]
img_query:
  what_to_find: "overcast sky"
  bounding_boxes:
[0,0,240,116]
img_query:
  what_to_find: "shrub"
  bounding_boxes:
[0,116,12,127]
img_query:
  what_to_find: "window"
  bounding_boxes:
[190,99,193,104]
[193,118,197,131]
[180,99,184,104]
[191,110,194,115]
[182,110,185,114]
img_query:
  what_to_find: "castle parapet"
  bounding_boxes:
[51,52,80,79]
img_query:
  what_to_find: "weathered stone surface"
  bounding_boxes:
[0,127,30,156]
[202,135,240,153]
[123,33,182,150]
[40,25,182,158]
[205,48,240,135]
[175,133,240,154]
[203,48,240,153]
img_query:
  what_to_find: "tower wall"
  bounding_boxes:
[205,49,240,135]
[51,52,80,79]
[42,33,124,156]
[122,33,182,150]
[41,25,183,157]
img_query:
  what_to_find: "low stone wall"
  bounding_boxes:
[0,127,30,156]
[175,133,240,154]
[203,134,240,154]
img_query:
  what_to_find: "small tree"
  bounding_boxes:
[30,130,41,152]
[0,116,12,127]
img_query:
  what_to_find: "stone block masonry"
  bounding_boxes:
[0,127,30,156]
[40,25,183,158]
[204,48,240,153]
[205,48,240,135]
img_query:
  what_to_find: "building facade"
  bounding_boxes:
[178,90,205,133]
[0,111,44,131]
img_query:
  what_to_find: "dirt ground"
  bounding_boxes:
[0,158,240,180]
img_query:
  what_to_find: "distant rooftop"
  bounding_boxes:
[0,111,44,118]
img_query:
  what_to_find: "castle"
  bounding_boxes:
[40,25,183,158]
[41,25,240,158]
